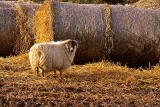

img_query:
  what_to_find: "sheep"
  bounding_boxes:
[29,39,78,78]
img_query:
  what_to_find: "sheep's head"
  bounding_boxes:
[65,39,78,53]
[69,40,78,52]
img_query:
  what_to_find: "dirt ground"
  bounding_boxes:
[0,54,159,107]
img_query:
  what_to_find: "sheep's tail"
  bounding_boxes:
[29,45,41,70]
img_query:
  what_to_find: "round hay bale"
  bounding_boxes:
[127,0,160,10]
[34,1,112,63]
[110,5,160,67]
[0,1,40,56]
[0,2,17,56]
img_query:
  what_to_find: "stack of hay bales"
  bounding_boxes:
[1,1,160,66]
[35,1,160,66]
[0,1,40,56]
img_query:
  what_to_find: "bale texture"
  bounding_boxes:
[110,5,160,66]
[35,1,112,63]
[0,1,40,56]
[0,2,17,56]
[127,0,160,10]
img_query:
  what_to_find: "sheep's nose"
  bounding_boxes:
[70,47,74,52]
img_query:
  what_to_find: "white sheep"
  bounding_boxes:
[29,39,78,78]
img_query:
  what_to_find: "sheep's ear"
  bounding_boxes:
[73,40,78,48]
[64,41,73,52]
[63,39,71,45]
[64,42,69,50]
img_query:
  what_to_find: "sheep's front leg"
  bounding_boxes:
[35,67,39,77]
[53,70,56,78]
[59,71,63,79]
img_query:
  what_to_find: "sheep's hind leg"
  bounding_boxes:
[53,70,56,78]
[59,71,63,79]
[41,68,45,77]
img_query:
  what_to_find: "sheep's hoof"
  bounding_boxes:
[42,73,45,78]
[36,76,39,79]
[60,76,64,81]
[59,78,63,82]
[36,75,41,79]
[53,75,56,79]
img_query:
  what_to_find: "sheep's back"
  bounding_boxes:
[38,45,70,71]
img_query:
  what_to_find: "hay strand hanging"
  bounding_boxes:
[10,3,31,54]
[34,1,54,43]
[8,1,40,55]
[99,4,114,60]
